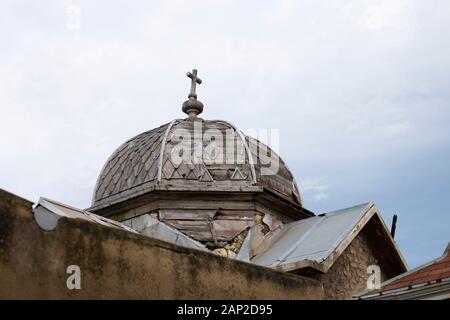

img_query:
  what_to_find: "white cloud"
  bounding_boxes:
[0,0,449,267]
[300,177,330,203]
[0,1,449,215]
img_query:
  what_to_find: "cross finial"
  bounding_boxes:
[186,69,202,99]
[182,68,204,118]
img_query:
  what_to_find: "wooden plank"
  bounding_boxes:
[164,220,210,229]
[182,231,213,242]
[212,220,255,241]
[163,220,213,241]
[218,210,256,217]
[163,221,213,241]
[160,212,256,242]
[159,209,216,220]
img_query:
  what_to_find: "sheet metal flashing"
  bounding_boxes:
[122,214,207,251]
[34,197,138,233]
[33,197,207,252]
[249,202,377,272]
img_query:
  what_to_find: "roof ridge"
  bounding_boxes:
[321,202,373,216]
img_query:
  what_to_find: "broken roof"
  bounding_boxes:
[121,213,207,251]
[34,197,138,233]
[238,202,407,273]
[34,196,407,277]
[33,197,207,252]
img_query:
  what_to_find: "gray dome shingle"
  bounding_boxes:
[92,118,302,209]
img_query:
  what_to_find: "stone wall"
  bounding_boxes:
[0,189,324,299]
[295,229,387,300]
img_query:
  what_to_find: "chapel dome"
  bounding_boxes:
[90,69,302,211]
[91,118,302,209]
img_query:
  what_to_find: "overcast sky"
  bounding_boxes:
[1,0,449,268]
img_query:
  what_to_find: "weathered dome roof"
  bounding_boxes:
[91,118,302,209]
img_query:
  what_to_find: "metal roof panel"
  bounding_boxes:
[35,197,207,252]
[251,203,373,268]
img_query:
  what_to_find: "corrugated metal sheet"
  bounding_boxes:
[250,203,373,268]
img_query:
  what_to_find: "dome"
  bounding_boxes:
[91,117,302,209]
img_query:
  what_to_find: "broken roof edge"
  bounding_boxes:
[35,197,138,234]
[273,202,408,274]
[271,203,376,273]
[327,202,408,273]
[275,258,326,273]
[122,212,208,252]
[34,197,207,252]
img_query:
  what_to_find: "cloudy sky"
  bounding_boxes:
[1,0,449,267]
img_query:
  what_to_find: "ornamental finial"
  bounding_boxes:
[182,69,204,118]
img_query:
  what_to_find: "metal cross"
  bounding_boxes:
[186,69,202,98]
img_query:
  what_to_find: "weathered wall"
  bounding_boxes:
[0,189,323,300]
[295,229,387,300]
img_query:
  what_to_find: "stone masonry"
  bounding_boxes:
[295,228,387,300]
